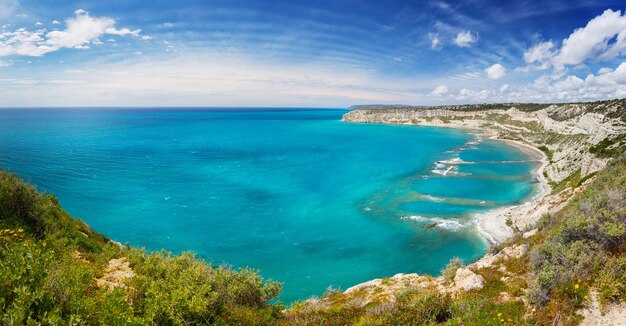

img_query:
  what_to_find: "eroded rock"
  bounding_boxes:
[453,268,484,291]
[96,257,135,291]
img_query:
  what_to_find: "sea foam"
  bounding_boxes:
[401,215,467,231]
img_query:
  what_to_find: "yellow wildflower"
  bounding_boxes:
[575,284,579,289]
[17,228,23,232]
[42,242,47,247]
[497,312,502,317]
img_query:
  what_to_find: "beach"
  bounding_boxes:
[474,137,551,243]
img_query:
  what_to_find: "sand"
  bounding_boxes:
[474,136,551,243]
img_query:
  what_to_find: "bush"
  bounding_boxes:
[393,287,452,324]
[529,155,626,307]
[0,171,44,234]
[596,256,626,307]
[441,257,463,283]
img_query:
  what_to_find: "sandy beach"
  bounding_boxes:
[474,137,551,243]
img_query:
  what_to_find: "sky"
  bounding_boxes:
[1,0,626,107]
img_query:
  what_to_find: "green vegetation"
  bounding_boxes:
[589,134,626,158]
[537,145,553,161]
[441,257,463,283]
[550,169,582,194]
[0,170,282,325]
[2,152,626,325]
[528,155,626,323]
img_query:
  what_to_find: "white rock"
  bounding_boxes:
[453,268,484,291]
[523,229,538,238]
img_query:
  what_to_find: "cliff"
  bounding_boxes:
[343,99,626,184]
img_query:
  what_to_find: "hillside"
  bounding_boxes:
[0,170,282,325]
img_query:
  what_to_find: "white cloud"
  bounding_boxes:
[0,9,141,57]
[456,88,489,101]
[454,30,478,47]
[521,41,555,71]
[554,9,626,67]
[507,61,626,102]
[52,20,61,25]
[162,22,174,28]
[520,9,626,71]
[485,63,506,79]
[499,84,509,92]
[35,21,43,26]
[430,84,448,95]
[428,32,441,50]
[553,75,584,91]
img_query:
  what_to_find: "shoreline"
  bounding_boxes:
[341,119,551,244]
[428,125,550,244]
[473,136,550,244]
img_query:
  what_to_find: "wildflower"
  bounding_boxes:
[575,284,579,289]
[17,228,23,232]
[584,295,589,300]
[42,242,47,247]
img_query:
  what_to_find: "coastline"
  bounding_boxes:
[341,118,552,244]
[473,136,550,243]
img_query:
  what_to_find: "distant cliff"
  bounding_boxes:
[343,99,626,185]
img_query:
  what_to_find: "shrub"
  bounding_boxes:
[441,257,463,283]
[394,287,452,324]
[596,256,626,307]
[529,155,626,307]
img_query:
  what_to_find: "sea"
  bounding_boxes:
[0,108,538,303]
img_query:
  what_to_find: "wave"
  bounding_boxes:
[432,162,458,176]
[401,215,467,231]
[466,136,483,146]
[421,194,445,202]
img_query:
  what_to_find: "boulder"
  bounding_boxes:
[453,268,484,291]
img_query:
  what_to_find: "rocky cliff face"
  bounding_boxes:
[343,99,626,184]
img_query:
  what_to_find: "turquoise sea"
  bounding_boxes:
[0,108,538,302]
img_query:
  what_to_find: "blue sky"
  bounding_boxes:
[1,0,626,107]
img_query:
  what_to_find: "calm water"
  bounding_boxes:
[0,108,538,302]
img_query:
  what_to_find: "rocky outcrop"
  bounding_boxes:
[579,291,626,326]
[96,257,135,291]
[473,244,528,269]
[452,268,484,291]
[308,243,527,311]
